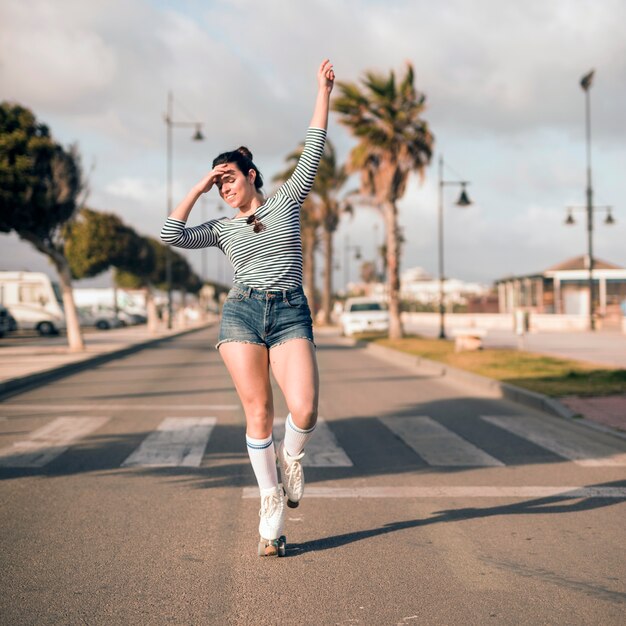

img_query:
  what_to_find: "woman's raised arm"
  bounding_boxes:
[309,59,335,130]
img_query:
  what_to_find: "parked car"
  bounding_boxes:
[78,307,125,330]
[0,271,66,335]
[0,305,12,338]
[3,306,18,332]
[116,310,147,326]
[340,297,390,337]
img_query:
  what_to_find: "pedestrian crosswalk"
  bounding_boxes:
[481,415,626,467]
[0,416,109,468]
[273,418,353,467]
[121,417,217,467]
[381,416,504,467]
[0,413,625,470]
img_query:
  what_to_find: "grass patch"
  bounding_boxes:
[366,334,626,397]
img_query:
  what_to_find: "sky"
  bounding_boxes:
[1,0,625,291]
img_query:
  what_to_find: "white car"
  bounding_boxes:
[78,307,125,330]
[340,297,389,337]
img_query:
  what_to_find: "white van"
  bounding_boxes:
[0,271,66,335]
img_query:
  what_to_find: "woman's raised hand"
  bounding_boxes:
[195,163,230,195]
[318,59,335,95]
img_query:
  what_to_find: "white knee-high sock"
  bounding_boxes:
[284,413,316,456]
[246,434,278,491]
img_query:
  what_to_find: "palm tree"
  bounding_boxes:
[300,196,321,311]
[332,63,434,338]
[312,140,349,324]
[275,139,348,324]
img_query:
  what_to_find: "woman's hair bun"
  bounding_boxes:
[236,146,253,161]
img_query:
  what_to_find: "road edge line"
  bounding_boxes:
[0,323,214,401]
[355,339,626,441]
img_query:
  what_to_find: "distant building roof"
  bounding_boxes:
[544,255,623,272]
[401,266,433,282]
[494,255,626,284]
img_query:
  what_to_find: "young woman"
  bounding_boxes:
[160,59,334,557]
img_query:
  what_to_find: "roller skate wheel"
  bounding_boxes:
[258,538,279,557]
[278,535,287,557]
[287,498,299,509]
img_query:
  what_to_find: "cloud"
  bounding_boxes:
[1,0,624,286]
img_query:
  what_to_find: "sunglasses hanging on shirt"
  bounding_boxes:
[246,214,266,233]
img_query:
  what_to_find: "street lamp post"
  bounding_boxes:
[564,203,615,323]
[165,91,204,329]
[343,234,362,295]
[438,155,472,340]
[563,71,616,331]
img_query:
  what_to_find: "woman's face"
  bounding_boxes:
[216,164,255,209]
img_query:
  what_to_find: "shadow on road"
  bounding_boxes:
[2,331,625,481]
[288,478,626,556]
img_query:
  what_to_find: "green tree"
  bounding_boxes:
[0,102,85,350]
[64,208,161,330]
[65,208,133,278]
[332,64,434,338]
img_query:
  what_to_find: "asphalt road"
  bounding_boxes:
[1,327,625,625]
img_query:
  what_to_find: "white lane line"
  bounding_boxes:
[273,417,353,467]
[482,415,626,467]
[121,417,217,467]
[0,404,239,411]
[242,486,626,499]
[0,417,109,468]
[381,416,504,467]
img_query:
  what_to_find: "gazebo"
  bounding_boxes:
[495,256,626,323]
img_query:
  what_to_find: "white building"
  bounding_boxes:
[400,267,489,305]
[495,256,626,321]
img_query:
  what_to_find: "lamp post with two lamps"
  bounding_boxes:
[438,155,472,339]
[564,204,615,328]
[164,91,204,328]
[562,69,616,331]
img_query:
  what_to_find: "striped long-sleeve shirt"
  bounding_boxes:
[160,127,326,290]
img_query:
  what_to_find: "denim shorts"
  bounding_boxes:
[216,283,315,350]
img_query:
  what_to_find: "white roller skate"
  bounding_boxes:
[276,440,305,509]
[257,485,286,557]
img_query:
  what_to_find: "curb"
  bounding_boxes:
[355,339,589,422]
[0,323,214,401]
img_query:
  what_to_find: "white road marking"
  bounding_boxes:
[0,404,239,411]
[121,417,217,467]
[242,486,626,499]
[0,417,109,468]
[273,417,353,467]
[381,416,504,467]
[482,415,626,467]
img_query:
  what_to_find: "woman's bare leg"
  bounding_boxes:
[219,342,274,438]
[269,338,319,431]
[219,342,285,548]
[269,338,318,506]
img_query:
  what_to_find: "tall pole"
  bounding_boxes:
[166,91,174,329]
[163,92,204,328]
[438,155,446,339]
[583,75,595,331]
[437,155,472,339]
[344,234,349,292]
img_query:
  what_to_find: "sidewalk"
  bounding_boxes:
[397,322,626,436]
[0,321,214,399]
